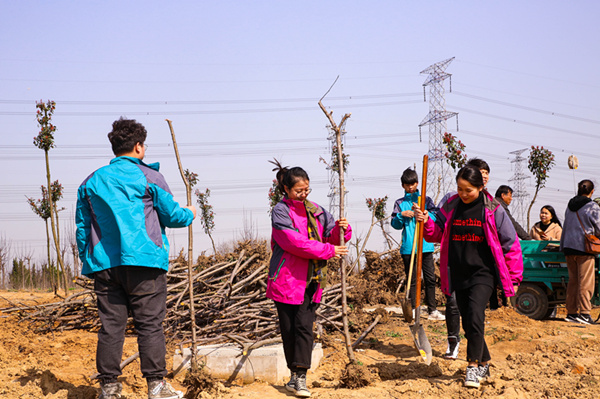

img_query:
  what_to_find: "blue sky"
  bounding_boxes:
[1,1,599,265]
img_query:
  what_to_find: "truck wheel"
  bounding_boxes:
[514,284,549,320]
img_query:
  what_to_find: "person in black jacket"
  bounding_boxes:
[494,185,531,240]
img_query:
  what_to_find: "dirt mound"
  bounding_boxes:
[183,367,229,399]
[339,362,375,388]
[348,250,404,307]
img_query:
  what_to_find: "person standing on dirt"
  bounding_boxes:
[560,179,600,325]
[267,161,351,398]
[438,158,491,360]
[76,117,196,399]
[390,167,445,321]
[414,165,523,388]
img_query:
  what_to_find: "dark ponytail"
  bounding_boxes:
[577,179,595,196]
[269,158,310,195]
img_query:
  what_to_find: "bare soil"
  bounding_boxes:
[2,290,600,399]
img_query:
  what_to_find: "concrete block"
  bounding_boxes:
[173,343,323,384]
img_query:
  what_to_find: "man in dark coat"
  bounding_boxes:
[495,185,531,240]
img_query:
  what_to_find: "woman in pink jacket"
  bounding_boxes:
[267,163,351,398]
[414,165,523,389]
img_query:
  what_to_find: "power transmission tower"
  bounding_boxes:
[418,57,459,203]
[509,148,530,226]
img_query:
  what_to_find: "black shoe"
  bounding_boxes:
[443,336,460,360]
[464,366,480,388]
[565,314,580,323]
[577,314,595,325]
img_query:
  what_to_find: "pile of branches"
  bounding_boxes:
[0,240,347,347]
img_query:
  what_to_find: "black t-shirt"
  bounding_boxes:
[537,222,550,232]
[449,192,497,290]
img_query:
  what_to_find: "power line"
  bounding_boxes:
[453,91,600,125]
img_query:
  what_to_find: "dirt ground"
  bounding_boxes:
[2,290,600,399]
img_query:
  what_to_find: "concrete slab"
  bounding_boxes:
[173,343,323,384]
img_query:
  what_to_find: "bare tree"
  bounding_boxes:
[0,235,11,289]
[318,90,355,362]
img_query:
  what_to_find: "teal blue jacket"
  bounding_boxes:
[390,191,437,254]
[76,156,194,276]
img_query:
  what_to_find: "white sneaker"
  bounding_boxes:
[427,309,445,321]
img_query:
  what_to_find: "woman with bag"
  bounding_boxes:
[560,179,600,325]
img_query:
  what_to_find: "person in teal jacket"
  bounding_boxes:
[391,168,444,321]
[76,117,196,399]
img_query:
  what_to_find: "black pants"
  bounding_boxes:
[94,266,168,382]
[455,284,494,363]
[274,282,319,370]
[402,252,436,313]
[445,293,461,340]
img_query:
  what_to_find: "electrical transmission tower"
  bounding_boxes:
[509,149,530,226]
[326,120,348,216]
[418,57,459,203]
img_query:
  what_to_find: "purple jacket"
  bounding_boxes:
[424,191,523,297]
[267,198,352,305]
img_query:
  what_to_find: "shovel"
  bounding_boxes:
[399,221,419,323]
[409,154,433,365]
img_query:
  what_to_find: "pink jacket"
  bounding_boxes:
[267,198,352,305]
[423,191,523,297]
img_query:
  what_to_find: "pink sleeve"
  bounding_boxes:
[325,223,353,245]
[273,228,337,260]
[423,217,443,243]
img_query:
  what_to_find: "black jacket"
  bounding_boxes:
[496,197,531,240]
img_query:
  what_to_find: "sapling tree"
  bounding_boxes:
[195,188,216,254]
[33,100,68,296]
[27,182,63,292]
[527,145,555,231]
[365,196,394,250]
[166,120,199,371]
[318,97,355,363]
[267,179,283,215]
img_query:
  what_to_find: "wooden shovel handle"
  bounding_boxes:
[414,155,428,310]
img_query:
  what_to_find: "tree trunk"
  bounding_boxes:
[526,185,540,232]
[44,218,54,292]
[318,101,355,363]
[166,119,198,370]
[45,150,67,296]
[208,232,217,255]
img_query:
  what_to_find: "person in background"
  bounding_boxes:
[415,165,523,389]
[438,158,491,360]
[560,180,600,325]
[494,185,532,240]
[530,205,562,241]
[391,168,445,321]
[268,162,351,398]
[76,118,196,399]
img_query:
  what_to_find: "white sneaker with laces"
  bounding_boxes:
[427,309,446,321]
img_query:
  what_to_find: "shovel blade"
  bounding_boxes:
[401,299,413,323]
[409,323,433,365]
